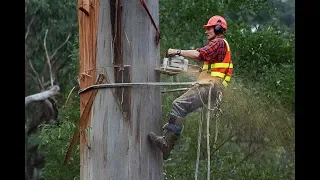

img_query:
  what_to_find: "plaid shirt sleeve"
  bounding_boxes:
[196,39,226,62]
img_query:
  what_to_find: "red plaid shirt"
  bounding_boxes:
[196,35,226,63]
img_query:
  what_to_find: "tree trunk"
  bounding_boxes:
[78,0,163,179]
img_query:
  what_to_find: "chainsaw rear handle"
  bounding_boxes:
[164,48,181,58]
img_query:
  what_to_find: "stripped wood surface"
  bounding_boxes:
[63,74,104,165]
[78,0,163,179]
[77,0,99,178]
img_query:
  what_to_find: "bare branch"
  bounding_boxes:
[25,16,35,40]
[27,73,41,88]
[50,33,71,60]
[43,79,56,88]
[77,76,80,85]
[211,133,236,155]
[25,85,60,106]
[43,29,54,87]
[40,35,70,77]
[28,57,44,90]
[51,57,60,71]
[43,31,71,87]
[44,99,55,120]
[62,85,78,111]
[234,141,271,168]
[27,73,37,81]
[42,76,45,86]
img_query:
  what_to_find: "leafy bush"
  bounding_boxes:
[29,93,81,180]
[163,82,294,179]
[228,26,295,111]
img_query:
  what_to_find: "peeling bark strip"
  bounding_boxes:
[79,0,90,15]
[63,74,104,165]
[78,0,98,124]
[78,0,99,159]
[79,74,105,143]
[110,0,131,121]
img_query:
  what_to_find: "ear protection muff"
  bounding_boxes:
[214,19,223,34]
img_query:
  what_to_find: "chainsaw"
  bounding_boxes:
[155,55,201,75]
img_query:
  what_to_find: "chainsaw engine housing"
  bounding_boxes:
[162,55,189,72]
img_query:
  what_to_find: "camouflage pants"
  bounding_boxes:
[169,81,224,119]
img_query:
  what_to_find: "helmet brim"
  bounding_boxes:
[203,25,213,29]
[203,24,227,31]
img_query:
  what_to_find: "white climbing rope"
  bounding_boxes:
[194,84,223,180]
[206,85,212,180]
[213,115,220,150]
[194,108,203,180]
[195,84,220,112]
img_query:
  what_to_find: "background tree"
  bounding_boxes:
[25,0,78,179]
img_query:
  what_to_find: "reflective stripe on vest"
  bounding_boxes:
[201,38,232,87]
[211,72,231,81]
[202,62,233,70]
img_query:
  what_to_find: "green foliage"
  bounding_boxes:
[29,93,81,180]
[26,0,80,176]
[228,26,295,110]
[163,82,294,179]
[37,40,80,180]
[31,122,80,180]
[62,36,80,95]
[25,0,78,94]
[159,0,274,55]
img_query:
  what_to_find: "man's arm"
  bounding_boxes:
[168,39,225,62]
[167,48,200,59]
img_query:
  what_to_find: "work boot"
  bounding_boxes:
[148,114,183,160]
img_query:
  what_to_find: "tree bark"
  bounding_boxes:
[78,0,162,179]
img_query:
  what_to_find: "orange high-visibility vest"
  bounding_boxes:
[202,39,233,87]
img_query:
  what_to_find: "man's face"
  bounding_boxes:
[205,26,216,41]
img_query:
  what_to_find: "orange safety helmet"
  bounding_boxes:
[203,15,227,31]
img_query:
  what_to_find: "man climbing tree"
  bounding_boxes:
[148,15,233,160]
